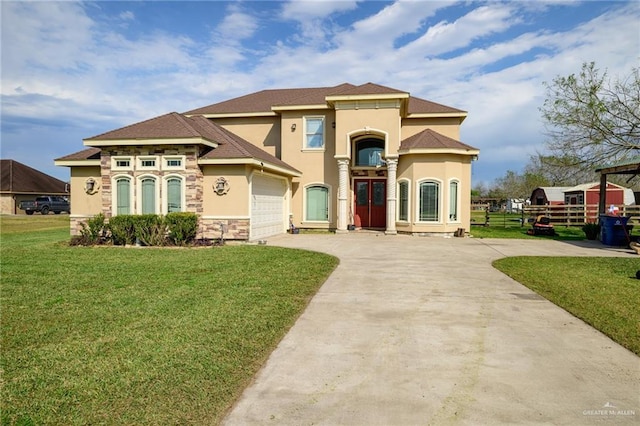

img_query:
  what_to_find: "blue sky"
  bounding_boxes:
[1,1,638,186]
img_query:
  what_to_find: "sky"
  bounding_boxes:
[1,0,638,186]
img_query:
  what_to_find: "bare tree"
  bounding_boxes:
[540,62,640,173]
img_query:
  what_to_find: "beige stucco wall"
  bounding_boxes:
[401,117,464,140]
[215,117,281,158]
[201,165,250,217]
[396,153,473,235]
[280,110,338,229]
[69,166,103,216]
[334,105,401,157]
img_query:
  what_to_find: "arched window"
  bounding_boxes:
[355,139,385,167]
[140,177,157,214]
[449,180,459,222]
[166,177,183,213]
[419,180,440,222]
[115,177,131,215]
[305,185,329,221]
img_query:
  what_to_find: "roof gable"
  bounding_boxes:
[85,112,215,142]
[59,114,300,176]
[1,159,68,194]
[184,83,464,116]
[399,129,478,153]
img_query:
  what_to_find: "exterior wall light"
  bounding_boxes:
[291,123,296,131]
[214,177,230,195]
[84,177,100,195]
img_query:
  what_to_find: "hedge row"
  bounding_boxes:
[72,213,199,246]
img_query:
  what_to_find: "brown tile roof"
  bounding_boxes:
[407,97,465,114]
[55,147,101,162]
[185,83,464,115]
[400,129,478,152]
[85,112,215,141]
[0,159,68,194]
[63,114,300,174]
[329,82,407,97]
[185,86,347,115]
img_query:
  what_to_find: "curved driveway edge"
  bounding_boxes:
[223,234,640,425]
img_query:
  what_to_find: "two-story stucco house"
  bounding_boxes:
[55,83,479,240]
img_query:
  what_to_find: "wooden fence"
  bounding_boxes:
[523,204,640,226]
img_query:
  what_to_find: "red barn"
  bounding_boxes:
[563,182,627,206]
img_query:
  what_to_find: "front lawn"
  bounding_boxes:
[493,256,640,355]
[470,224,586,240]
[1,216,339,425]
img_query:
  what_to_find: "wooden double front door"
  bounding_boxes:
[354,179,386,228]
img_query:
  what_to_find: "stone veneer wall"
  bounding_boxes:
[200,218,250,240]
[72,146,252,241]
[100,145,203,217]
[70,215,92,236]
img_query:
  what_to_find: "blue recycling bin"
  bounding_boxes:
[599,215,630,246]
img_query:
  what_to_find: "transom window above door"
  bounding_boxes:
[355,138,385,167]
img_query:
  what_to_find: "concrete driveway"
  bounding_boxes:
[223,234,639,425]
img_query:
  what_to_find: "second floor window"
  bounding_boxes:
[304,117,324,149]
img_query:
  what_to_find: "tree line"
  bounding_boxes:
[475,62,639,200]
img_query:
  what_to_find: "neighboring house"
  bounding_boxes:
[506,198,527,213]
[0,159,69,215]
[530,183,633,207]
[55,83,479,241]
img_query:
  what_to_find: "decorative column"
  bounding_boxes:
[385,158,398,235]
[336,159,350,233]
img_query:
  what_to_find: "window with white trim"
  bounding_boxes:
[305,185,329,221]
[164,176,184,213]
[418,180,440,222]
[139,176,158,214]
[449,180,459,222]
[398,180,409,222]
[304,116,325,150]
[112,156,133,171]
[163,156,185,170]
[115,176,132,215]
[138,156,159,171]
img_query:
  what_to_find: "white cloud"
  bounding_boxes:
[119,10,135,21]
[1,0,638,184]
[281,0,359,20]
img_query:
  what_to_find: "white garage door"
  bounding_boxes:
[251,175,286,240]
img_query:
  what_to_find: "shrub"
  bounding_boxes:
[75,213,108,245]
[582,222,601,240]
[134,214,168,246]
[108,215,137,246]
[166,212,198,246]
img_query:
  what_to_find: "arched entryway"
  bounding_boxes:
[352,137,387,229]
[336,128,397,234]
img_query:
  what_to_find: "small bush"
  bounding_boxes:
[75,213,200,246]
[582,222,601,240]
[108,215,137,246]
[76,213,108,245]
[135,214,168,246]
[166,212,198,245]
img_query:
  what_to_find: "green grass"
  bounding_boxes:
[470,224,587,240]
[493,257,640,355]
[1,216,339,425]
